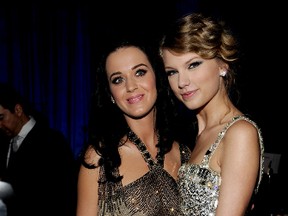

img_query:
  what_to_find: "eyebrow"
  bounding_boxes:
[109,71,121,80]
[109,63,148,80]
[132,63,147,70]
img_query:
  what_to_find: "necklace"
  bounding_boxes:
[127,129,164,167]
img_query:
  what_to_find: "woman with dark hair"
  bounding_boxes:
[77,38,190,216]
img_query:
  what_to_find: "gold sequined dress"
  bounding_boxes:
[178,115,264,216]
[97,133,191,216]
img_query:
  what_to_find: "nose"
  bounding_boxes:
[126,78,138,92]
[178,72,190,89]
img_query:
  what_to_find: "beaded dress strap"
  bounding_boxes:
[203,115,247,161]
[127,130,164,169]
[203,115,264,193]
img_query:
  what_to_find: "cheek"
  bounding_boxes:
[2,118,13,131]
[200,74,220,97]
[143,79,157,101]
[206,72,220,86]
[147,82,157,100]
[142,75,156,90]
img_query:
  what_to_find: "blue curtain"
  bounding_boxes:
[0,6,92,158]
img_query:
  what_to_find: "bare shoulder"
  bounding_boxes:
[223,118,261,151]
[77,146,101,216]
[78,146,102,181]
[217,117,262,170]
[228,118,259,137]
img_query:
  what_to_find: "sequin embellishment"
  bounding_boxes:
[178,115,264,216]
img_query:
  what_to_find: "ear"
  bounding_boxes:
[14,104,23,116]
[219,64,229,77]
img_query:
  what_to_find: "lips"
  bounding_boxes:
[181,90,197,100]
[127,94,144,104]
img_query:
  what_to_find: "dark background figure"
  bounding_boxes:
[0,82,78,216]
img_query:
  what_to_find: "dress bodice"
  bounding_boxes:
[178,115,264,216]
[97,133,191,216]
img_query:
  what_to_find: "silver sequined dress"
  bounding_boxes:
[178,115,264,216]
[97,143,191,216]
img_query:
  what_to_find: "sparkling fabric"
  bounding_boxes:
[178,115,265,216]
[97,143,191,216]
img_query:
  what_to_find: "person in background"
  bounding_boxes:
[159,13,264,215]
[76,37,191,216]
[0,82,78,216]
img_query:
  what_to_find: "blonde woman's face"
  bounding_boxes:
[106,46,157,119]
[161,49,224,110]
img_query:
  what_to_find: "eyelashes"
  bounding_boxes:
[165,61,203,77]
[166,69,177,77]
[188,61,202,69]
[111,69,148,85]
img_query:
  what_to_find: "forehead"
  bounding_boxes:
[106,46,149,72]
[162,49,199,61]
[0,105,7,120]
[0,105,13,115]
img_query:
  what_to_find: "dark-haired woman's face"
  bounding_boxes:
[106,46,157,119]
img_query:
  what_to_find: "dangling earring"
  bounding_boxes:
[220,70,227,77]
[111,96,115,104]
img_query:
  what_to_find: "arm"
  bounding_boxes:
[76,148,100,216]
[216,121,260,216]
